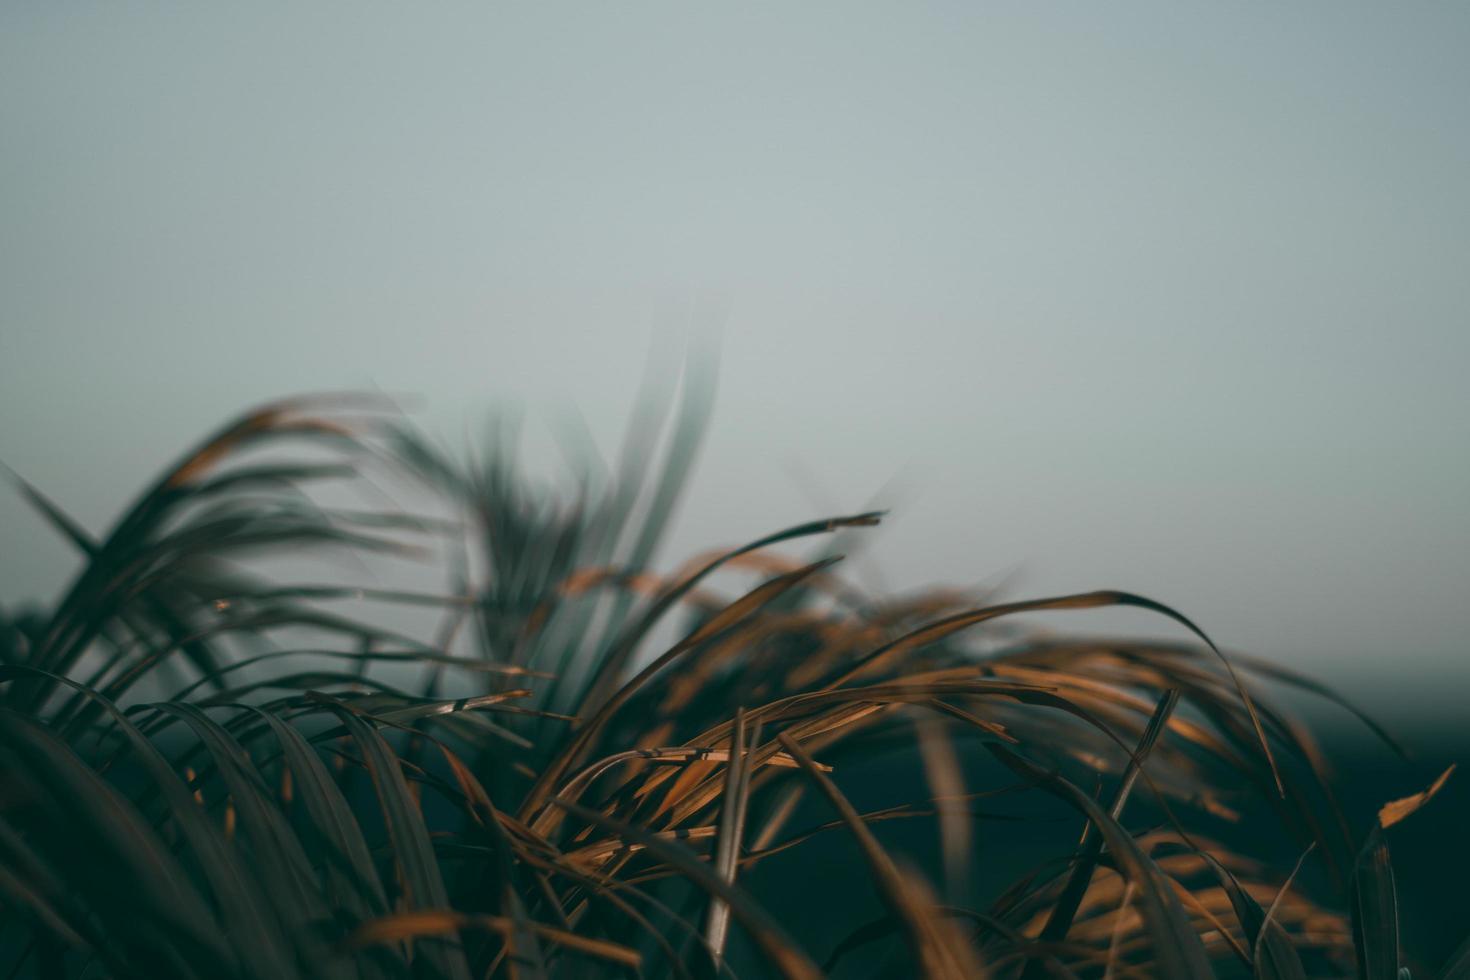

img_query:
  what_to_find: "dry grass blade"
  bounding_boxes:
[410,731,549,979]
[775,730,988,979]
[1253,843,1314,980]
[831,590,1286,798]
[551,797,823,980]
[705,708,760,969]
[569,511,881,714]
[1170,843,1307,979]
[988,744,1213,979]
[916,710,971,905]
[524,554,850,832]
[1031,688,1182,964]
[1378,764,1454,829]
[348,910,641,969]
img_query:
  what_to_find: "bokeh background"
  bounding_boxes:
[3,6,1466,739]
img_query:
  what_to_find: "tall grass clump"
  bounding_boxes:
[0,381,1461,979]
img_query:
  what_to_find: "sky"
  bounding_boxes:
[2,3,1467,714]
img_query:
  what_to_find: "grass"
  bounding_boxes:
[0,381,1462,979]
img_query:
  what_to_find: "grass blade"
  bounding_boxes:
[551,798,823,980]
[776,730,987,979]
[320,698,473,980]
[705,708,759,969]
[988,743,1213,979]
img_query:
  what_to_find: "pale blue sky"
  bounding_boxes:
[2,4,1467,706]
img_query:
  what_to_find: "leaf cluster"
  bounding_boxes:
[0,385,1457,979]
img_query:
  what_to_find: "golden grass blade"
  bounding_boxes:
[551,797,823,980]
[988,744,1213,979]
[776,731,988,979]
[829,590,1285,798]
[1378,764,1454,829]
[558,744,820,814]
[524,555,847,833]
[565,512,880,723]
